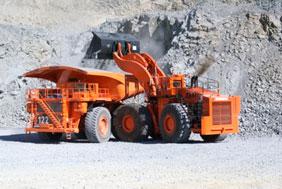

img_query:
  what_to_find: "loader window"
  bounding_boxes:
[173,80,181,88]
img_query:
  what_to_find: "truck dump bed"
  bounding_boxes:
[24,65,144,101]
[24,66,144,134]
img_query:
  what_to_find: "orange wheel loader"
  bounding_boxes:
[24,32,240,143]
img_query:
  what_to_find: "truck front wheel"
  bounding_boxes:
[85,107,111,143]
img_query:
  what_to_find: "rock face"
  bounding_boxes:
[0,0,281,136]
[0,0,192,30]
[0,25,92,127]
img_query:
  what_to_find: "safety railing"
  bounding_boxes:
[27,88,62,99]
[27,82,111,100]
[185,75,219,93]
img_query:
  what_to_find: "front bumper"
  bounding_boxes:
[26,124,79,133]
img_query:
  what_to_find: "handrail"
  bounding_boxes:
[185,75,219,92]
[27,82,111,100]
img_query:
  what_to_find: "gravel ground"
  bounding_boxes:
[0,128,281,189]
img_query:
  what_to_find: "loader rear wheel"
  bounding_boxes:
[200,134,227,143]
[38,133,62,142]
[159,103,191,143]
[85,107,111,143]
[112,104,150,142]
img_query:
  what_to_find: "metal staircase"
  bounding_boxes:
[35,99,62,128]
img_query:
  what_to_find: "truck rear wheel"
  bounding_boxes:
[200,134,227,143]
[159,103,191,143]
[85,107,111,143]
[38,133,62,142]
[112,104,150,142]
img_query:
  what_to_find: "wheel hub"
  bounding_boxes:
[98,115,109,137]
[122,115,135,133]
[164,114,176,135]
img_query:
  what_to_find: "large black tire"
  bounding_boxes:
[112,103,151,142]
[85,107,111,143]
[200,134,227,143]
[159,103,191,143]
[38,133,62,142]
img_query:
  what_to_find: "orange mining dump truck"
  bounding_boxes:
[24,32,240,143]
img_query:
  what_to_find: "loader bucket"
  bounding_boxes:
[85,32,140,59]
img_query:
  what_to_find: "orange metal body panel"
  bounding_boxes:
[24,66,144,134]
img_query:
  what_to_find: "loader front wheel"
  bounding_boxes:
[38,133,62,142]
[112,104,150,142]
[200,134,227,143]
[85,107,111,143]
[159,103,191,143]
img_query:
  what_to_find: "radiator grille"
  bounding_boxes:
[212,102,231,125]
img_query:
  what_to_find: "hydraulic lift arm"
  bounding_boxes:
[113,43,166,96]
